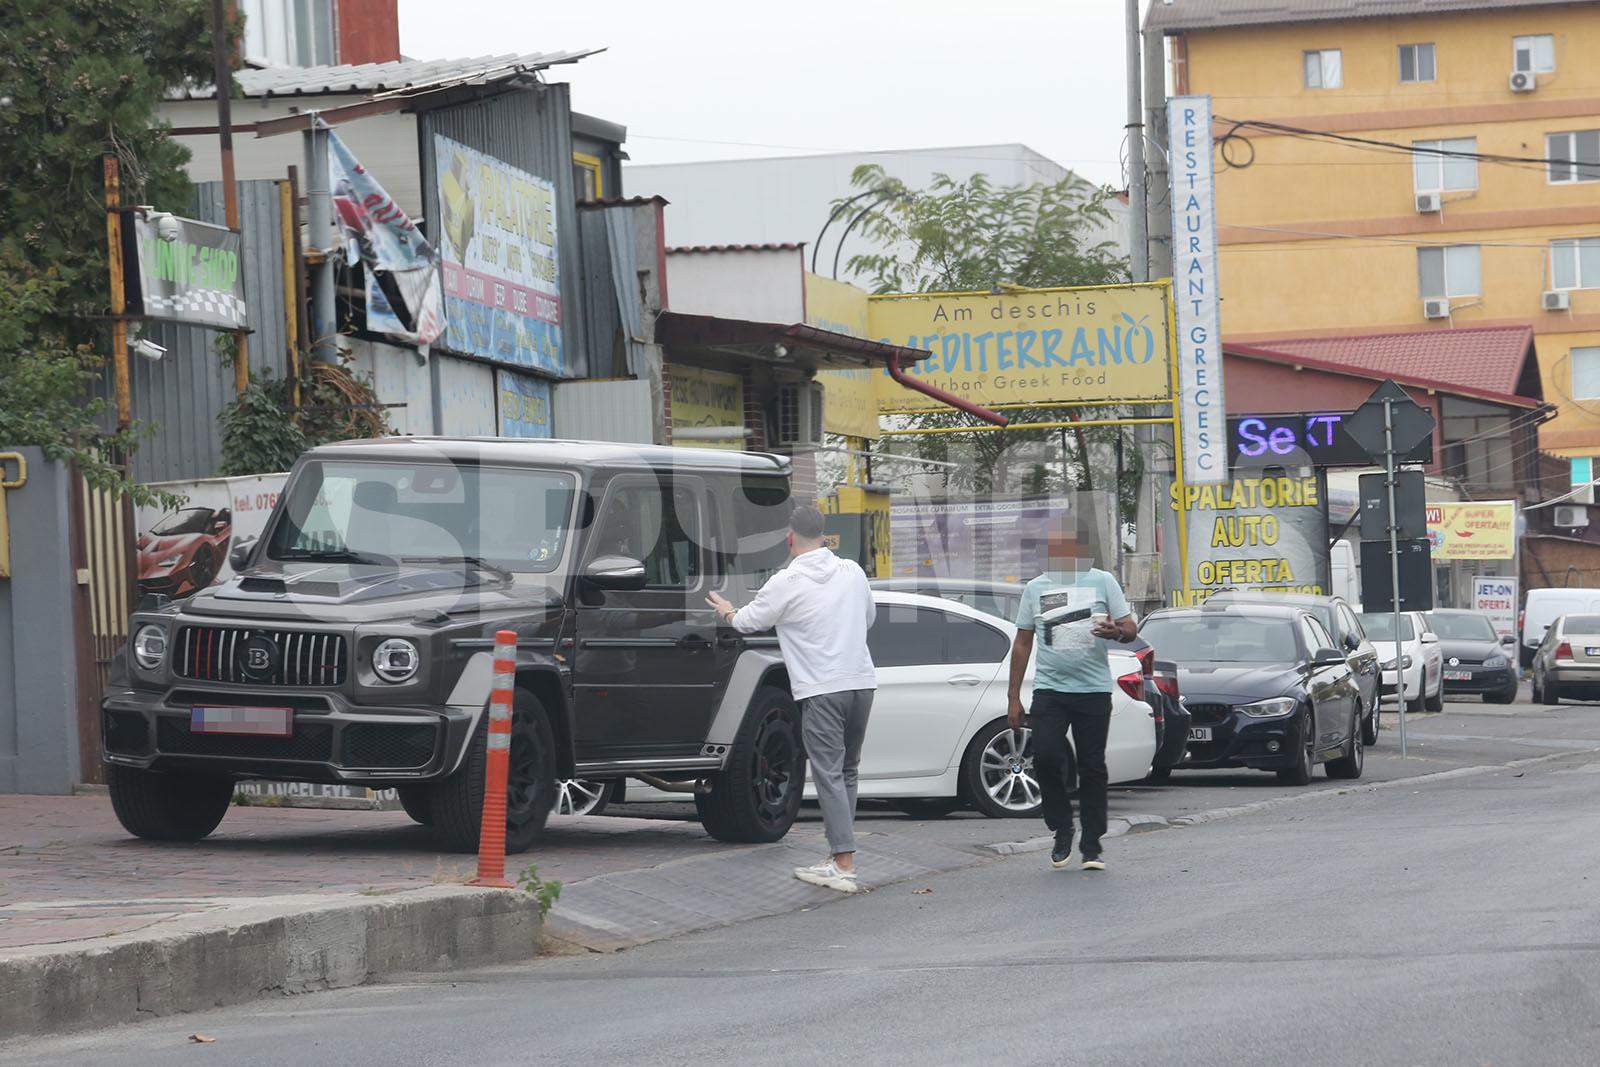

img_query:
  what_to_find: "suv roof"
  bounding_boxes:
[304,436,792,475]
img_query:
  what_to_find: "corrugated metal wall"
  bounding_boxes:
[417,83,587,378]
[105,179,291,484]
[577,207,623,378]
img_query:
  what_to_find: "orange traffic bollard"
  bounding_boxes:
[470,629,517,888]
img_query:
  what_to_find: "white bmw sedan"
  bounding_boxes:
[590,590,1157,819]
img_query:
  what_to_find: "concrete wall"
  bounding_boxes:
[0,448,82,794]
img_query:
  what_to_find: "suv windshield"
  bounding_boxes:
[1140,615,1300,663]
[1428,613,1497,641]
[267,460,577,573]
[1359,613,1416,641]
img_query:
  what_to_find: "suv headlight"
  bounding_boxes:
[372,638,420,683]
[1238,697,1298,718]
[1483,654,1507,669]
[132,624,168,670]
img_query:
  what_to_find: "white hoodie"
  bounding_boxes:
[729,548,877,700]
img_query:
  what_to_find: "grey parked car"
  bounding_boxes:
[1530,614,1600,704]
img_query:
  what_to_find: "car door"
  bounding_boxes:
[1301,615,1355,749]
[1337,603,1379,712]
[571,475,723,758]
[861,601,1009,780]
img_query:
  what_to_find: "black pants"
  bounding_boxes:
[1031,690,1112,856]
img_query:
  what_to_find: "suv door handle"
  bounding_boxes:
[678,634,712,650]
[716,631,741,649]
[947,674,983,687]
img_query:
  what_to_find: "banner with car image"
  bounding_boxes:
[134,473,287,600]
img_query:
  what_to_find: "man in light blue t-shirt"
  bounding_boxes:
[1007,514,1136,872]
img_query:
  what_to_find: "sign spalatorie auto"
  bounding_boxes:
[1165,473,1331,606]
[125,213,247,330]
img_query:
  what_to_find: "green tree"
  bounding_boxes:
[835,165,1150,519]
[0,0,226,502]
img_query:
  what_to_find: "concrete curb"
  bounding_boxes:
[985,747,1599,856]
[0,885,538,1040]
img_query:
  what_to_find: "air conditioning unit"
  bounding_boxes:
[1422,298,1451,319]
[1544,290,1571,311]
[1416,192,1442,214]
[1554,505,1590,528]
[1510,70,1536,92]
[775,381,825,448]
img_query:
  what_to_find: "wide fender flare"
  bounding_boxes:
[705,648,789,749]
[444,650,573,777]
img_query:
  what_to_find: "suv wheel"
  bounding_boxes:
[397,786,432,826]
[696,685,804,843]
[1276,709,1315,786]
[556,778,614,817]
[108,764,233,841]
[1326,710,1365,779]
[431,688,558,854]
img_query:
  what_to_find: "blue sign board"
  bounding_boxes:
[496,370,552,439]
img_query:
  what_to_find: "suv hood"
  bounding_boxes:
[1174,662,1302,704]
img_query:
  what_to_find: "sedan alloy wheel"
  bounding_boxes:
[965,724,1045,818]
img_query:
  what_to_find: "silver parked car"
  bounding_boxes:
[1530,614,1600,704]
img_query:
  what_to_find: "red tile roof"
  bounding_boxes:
[1226,325,1540,407]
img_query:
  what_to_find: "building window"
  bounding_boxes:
[1398,43,1436,83]
[1548,130,1600,184]
[1303,49,1342,89]
[1413,137,1478,193]
[1551,239,1600,290]
[1513,34,1555,74]
[572,153,604,202]
[1417,246,1481,299]
[1572,348,1600,401]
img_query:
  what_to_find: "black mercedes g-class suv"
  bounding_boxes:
[101,438,804,852]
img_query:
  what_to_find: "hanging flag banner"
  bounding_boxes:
[328,132,445,351]
[124,213,247,330]
[433,134,563,374]
[1169,94,1227,485]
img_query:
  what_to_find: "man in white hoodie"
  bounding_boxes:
[707,505,876,893]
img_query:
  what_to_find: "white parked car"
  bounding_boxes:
[1359,610,1443,713]
[593,591,1157,819]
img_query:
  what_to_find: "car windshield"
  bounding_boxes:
[150,508,213,536]
[1359,614,1416,641]
[1140,615,1300,663]
[266,460,577,573]
[1428,613,1497,641]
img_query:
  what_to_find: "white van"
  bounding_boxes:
[1330,539,1361,611]
[1521,588,1600,667]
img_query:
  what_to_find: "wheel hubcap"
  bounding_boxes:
[556,778,607,816]
[980,728,1041,811]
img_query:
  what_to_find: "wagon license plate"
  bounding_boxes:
[1188,726,1213,742]
[1444,669,1472,681]
[190,706,293,737]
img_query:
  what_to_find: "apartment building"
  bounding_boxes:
[1147,0,1600,484]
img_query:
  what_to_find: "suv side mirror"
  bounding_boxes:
[583,554,647,591]
[229,535,258,571]
[1312,648,1346,668]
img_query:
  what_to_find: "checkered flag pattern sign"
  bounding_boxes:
[128,213,249,331]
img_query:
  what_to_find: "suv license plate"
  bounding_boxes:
[1189,726,1212,742]
[191,706,293,737]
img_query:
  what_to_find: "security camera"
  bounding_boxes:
[147,211,180,243]
[132,337,166,361]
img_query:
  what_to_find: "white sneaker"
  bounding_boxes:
[794,859,860,893]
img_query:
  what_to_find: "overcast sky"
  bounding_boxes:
[398,0,1132,187]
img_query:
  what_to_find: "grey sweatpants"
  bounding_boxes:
[800,689,874,855]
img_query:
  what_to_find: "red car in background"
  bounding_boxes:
[137,506,232,598]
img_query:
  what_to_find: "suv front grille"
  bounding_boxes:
[156,716,334,761]
[341,723,438,769]
[175,626,348,686]
[1187,702,1232,725]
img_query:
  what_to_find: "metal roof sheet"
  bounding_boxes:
[1145,0,1592,33]
[665,243,805,255]
[175,50,601,100]
[1227,325,1540,406]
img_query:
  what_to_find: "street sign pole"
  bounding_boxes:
[1384,397,1407,759]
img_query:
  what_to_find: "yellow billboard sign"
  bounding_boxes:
[868,283,1173,411]
[804,272,880,439]
[669,363,745,450]
[1427,501,1517,560]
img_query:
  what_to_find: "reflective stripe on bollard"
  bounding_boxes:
[471,629,517,888]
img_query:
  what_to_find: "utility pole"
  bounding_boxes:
[104,156,130,432]
[304,117,338,364]
[1125,0,1148,282]
[209,0,250,396]
[1143,23,1173,281]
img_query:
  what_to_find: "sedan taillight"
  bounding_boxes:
[1154,673,1180,700]
[1117,670,1145,702]
[1557,641,1574,660]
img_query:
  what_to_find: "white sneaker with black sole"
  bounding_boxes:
[794,859,860,893]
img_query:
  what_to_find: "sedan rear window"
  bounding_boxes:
[1562,615,1600,632]
[1139,616,1300,663]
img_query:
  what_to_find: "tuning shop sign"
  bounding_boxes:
[1164,473,1332,606]
[124,213,248,330]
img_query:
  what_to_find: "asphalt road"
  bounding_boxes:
[12,697,1600,1065]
